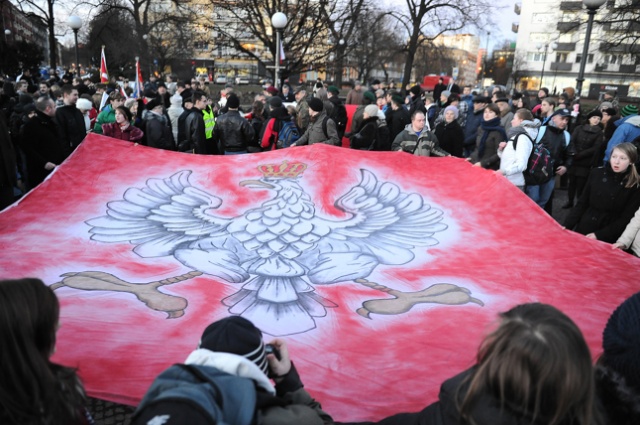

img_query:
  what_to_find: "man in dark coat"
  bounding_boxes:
[213,94,254,154]
[144,98,175,151]
[21,97,66,189]
[55,85,86,156]
[0,114,17,209]
[179,91,207,154]
[386,94,410,145]
[463,96,489,157]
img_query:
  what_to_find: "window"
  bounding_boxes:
[527,52,545,61]
[555,52,568,62]
[194,41,209,50]
[575,53,594,63]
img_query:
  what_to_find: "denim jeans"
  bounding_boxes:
[526,177,555,208]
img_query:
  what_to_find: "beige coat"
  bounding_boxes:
[616,206,640,256]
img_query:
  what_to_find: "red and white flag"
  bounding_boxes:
[0,135,638,421]
[133,58,143,99]
[280,40,285,64]
[100,46,109,83]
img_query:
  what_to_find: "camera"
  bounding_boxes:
[265,343,281,360]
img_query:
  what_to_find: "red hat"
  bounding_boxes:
[265,86,278,96]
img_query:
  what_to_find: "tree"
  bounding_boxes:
[0,39,44,77]
[85,0,193,78]
[598,2,640,51]
[207,0,331,82]
[509,52,528,92]
[388,0,493,93]
[14,0,60,68]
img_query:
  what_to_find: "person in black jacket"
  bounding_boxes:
[213,94,254,155]
[55,85,86,157]
[564,142,640,243]
[178,91,206,154]
[564,110,604,208]
[144,98,175,151]
[350,105,379,150]
[434,105,464,158]
[21,97,66,189]
[340,303,603,425]
[386,95,410,146]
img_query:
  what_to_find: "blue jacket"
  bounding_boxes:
[464,108,484,148]
[604,114,640,162]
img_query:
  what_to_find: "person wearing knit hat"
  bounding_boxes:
[134,315,334,425]
[433,105,464,157]
[308,97,323,113]
[269,96,283,108]
[599,101,614,111]
[349,104,380,150]
[603,104,640,163]
[76,98,94,132]
[620,104,638,117]
[595,292,640,424]
[293,96,340,146]
[327,86,340,96]
[213,93,254,154]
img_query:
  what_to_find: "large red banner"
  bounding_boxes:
[0,134,638,422]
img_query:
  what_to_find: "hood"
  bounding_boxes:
[403,123,421,135]
[623,115,640,128]
[185,348,275,395]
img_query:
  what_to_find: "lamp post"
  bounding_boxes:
[271,12,287,90]
[536,42,557,90]
[575,0,606,98]
[68,16,82,73]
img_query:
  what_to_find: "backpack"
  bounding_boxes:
[330,102,347,132]
[373,121,391,151]
[320,115,341,146]
[513,131,554,186]
[276,120,300,149]
[131,364,257,425]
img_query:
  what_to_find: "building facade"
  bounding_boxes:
[513,0,640,99]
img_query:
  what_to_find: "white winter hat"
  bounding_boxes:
[170,94,182,107]
[77,98,93,111]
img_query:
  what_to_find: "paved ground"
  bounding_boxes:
[86,186,571,424]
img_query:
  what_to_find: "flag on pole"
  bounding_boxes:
[1,135,638,421]
[133,57,143,99]
[100,46,109,83]
[98,91,109,111]
[279,40,285,64]
[119,85,129,100]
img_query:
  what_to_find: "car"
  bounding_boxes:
[235,76,250,85]
[215,75,227,84]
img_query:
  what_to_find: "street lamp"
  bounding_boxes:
[68,16,82,73]
[575,0,607,98]
[271,12,287,90]
[536,42,557,90]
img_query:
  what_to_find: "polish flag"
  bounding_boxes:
[100,46,109,83]
[0,135,637,422]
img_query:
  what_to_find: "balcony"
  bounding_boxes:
[514,3,521,14]
[560,1,583,10]
[512,23,519,33]
[620,64,637,73]
[555,42,576,51]
[599,42,640,53]
[557,21,580,32]
[550,62,573,71]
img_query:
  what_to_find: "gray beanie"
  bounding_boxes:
[364,104,379,118]
[444,105,459,119]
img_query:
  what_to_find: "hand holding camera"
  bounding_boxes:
[266,338,291,380]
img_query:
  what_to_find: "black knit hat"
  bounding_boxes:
[409,85,421,96]
[226,94,240,109]
[602,292,640,392]
[269,96,283,108]
[145,98,162,111]
[199,316,268,374]
[587,109,603,119]
[308,97,324,112]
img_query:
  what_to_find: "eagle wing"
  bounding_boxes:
[86,171,232,257]
[319,169,447,264]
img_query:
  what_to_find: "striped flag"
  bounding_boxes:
[100,46,109,83]
[279,40,285,64]
[133,57,143,99]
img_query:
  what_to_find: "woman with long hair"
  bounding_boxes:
[468,103,507,170]
[563,110,605,208]
[0,278,92,424]
[340,303,603,425]
[565,142,640,242]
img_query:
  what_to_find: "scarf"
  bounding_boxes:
[478,116,507,158]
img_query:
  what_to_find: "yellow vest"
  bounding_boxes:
[203,107,215,139]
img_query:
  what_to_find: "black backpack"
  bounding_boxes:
[513,131,555,186]
[131,364,257,425]
[330,102,347,132]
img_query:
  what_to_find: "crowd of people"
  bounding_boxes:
[3,70,640,255]
[1,277,638,424]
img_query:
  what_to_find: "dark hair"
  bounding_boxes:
[251,100,264,116]
[190,90,206,105]
[0,278,87,424]
[459,303,602,425]
[116,105,133,122]
[35,96,53,112]
[61,84,76,96]
[484,103,500,116]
